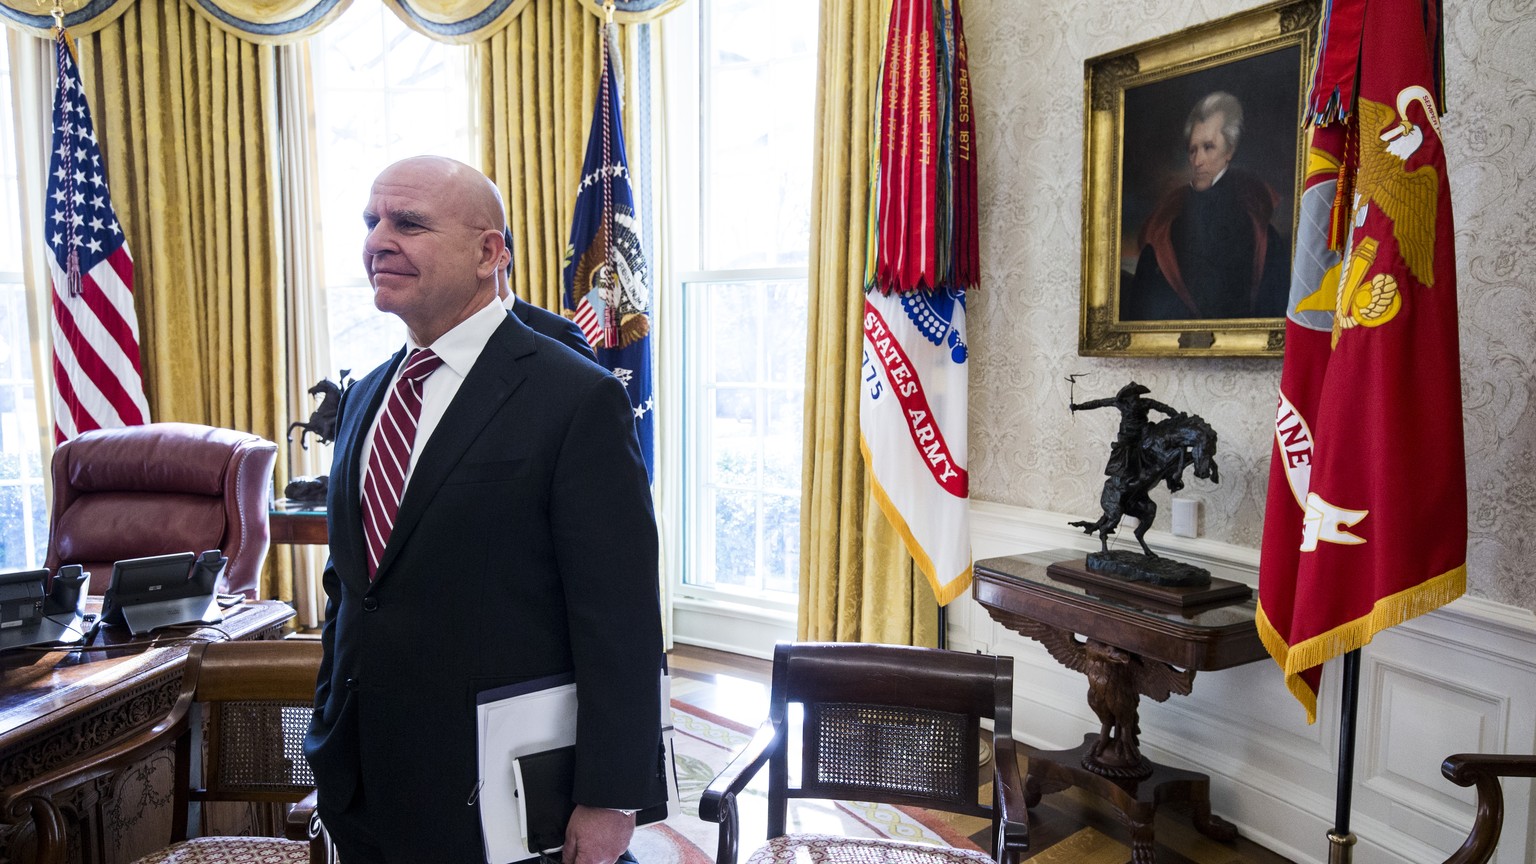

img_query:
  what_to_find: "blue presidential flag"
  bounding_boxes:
[562,25,654,479]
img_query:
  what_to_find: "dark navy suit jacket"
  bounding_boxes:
[513,297,595,362]
[303,311,664,862]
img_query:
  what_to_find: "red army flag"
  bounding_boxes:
[1257,0,1465,723]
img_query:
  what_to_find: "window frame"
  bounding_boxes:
[657,0,814,641]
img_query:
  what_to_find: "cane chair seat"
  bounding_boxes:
[132,836,312,864]
[745,835,997,864]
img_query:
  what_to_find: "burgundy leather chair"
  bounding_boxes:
[44,422,278,598]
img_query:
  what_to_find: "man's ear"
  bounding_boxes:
[476,229,505,279]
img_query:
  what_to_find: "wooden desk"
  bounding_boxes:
[269,501,328,546]
[0,599,294,864]
[974,550,1266,864]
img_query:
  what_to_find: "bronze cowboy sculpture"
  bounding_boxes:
[284,372,352,504]
[1069,381,1219,586]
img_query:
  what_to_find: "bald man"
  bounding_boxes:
[303,156,665,864]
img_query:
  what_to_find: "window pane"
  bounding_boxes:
[684,276,805,599]
[0,42,46,569]
[712,489,755,581]
[703,0,817,269]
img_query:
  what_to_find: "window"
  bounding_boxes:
[664,0,816,611]
[312,5,473,374]
[0,42,47,569]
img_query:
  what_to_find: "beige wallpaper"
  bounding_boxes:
[963,0,1536,609]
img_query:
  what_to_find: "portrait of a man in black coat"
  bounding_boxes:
[1121,91,1291,322]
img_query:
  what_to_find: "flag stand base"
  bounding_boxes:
[1327,830,1357,864]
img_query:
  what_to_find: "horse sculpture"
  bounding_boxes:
[1070,412,1219,556]
[287,372,350,450]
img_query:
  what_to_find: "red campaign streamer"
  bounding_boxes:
[874,0,907,292]
[1305,0,1367,124]
[903,0,937,291]
[952,0,977,287]
[882,0,918,291]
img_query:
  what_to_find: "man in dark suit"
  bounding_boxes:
[303,155,665,864]
[498,226,596,362]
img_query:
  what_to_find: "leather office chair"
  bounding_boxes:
[2,640,331,864]
[44,422,278,598]
[1438,753,1536,864]
[700,642,1029,864]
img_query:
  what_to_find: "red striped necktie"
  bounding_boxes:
[361,348,444,579]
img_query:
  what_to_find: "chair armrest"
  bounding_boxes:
[285,789,320,841]
[699,721,780,864]
[990,736,1029,864]
[1439,754,1536,864]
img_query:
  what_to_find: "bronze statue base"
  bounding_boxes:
[1049,557,1252,610]
[1087,549,1210,586]
[283,475,329,505]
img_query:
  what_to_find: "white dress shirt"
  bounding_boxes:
[359,296,506,500]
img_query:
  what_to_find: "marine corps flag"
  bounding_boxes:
[861,0,977,605]
[563,22,654,478]
[1257,0,1465,723]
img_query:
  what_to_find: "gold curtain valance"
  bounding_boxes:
[0,0,350,41]
[3,0,679,43]
[386,0,681,43]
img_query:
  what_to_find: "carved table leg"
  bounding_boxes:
[1192,799,1239,841]
[1129,818,1157,864]
[1023,762,1071,809]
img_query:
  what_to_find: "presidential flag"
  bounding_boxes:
[45,28,149,443]
[1257,0,1465,723]
[562,23,653,478]
[860,0,977,605]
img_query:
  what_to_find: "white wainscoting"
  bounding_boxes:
[959,500,1536,864]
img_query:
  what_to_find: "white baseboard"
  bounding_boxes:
[964,499,1536,864]
[669,594,795,660]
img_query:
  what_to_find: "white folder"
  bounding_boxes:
[475,671,680,864]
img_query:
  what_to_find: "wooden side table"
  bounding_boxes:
[269,500,328,545]
[974,549,1267,864]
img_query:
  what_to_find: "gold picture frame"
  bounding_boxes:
[1079,0,1322,358]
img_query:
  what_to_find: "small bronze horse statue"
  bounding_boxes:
[288,372,350,450]
[1071,412,1220,557]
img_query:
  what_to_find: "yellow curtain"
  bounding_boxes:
[797,0,936,646]
[274,40,331,621]
[473,1,642,313]
[75,0,292,595]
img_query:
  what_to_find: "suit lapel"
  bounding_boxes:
[372,315,534,582]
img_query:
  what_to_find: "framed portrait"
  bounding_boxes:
[1078,0,1322,358]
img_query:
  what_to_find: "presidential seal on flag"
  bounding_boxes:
[562,21,655,478]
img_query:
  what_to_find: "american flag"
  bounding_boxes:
[45,29,149,443]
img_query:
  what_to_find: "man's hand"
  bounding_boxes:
[562,805,634,864]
